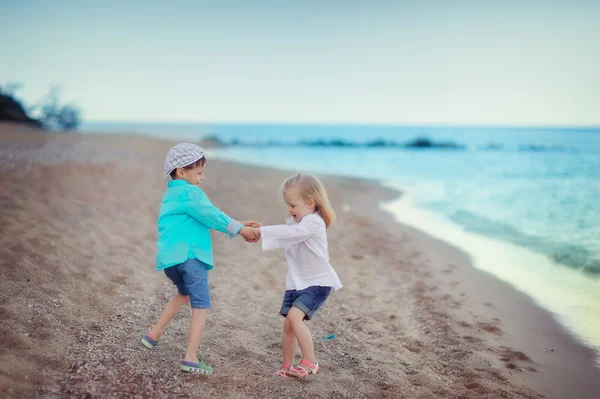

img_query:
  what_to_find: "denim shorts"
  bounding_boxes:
[280,285,332,320]
[164,258,211,309]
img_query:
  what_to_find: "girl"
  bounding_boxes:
[259,173,342,378]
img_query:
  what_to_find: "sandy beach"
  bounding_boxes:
[1,122,599,399]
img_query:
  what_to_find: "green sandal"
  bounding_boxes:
[141,335,159,349]
[180,360,213,375]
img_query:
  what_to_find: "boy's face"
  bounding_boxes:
[177,164,205,186]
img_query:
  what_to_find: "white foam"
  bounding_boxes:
[381,182,600,364]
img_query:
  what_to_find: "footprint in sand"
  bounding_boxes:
[499,347,531,362]
[462,335,482,344]
[404,341,424,354]
[495,347,535,371]
[0,306,10,321]
[477,321,503,336]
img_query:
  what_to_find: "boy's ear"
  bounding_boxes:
[175,167,185,178]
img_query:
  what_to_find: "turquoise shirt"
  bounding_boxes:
[156,180,243,271]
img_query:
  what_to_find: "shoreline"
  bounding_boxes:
[381,183,600,361]
[209,146,600,360]
[364,188,600,398]
[1,123,600,398]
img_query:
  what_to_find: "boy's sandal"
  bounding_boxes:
[180,360,213,375]
[141,334,159,349]
[286,360,320,378]
[275,363,291,378]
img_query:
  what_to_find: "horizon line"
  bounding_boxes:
[81,120,600,130]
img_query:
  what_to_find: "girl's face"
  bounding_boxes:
[284,186,315,223]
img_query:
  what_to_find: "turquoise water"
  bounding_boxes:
[83,122,600,355]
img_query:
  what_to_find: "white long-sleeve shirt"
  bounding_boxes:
[260,212,343,291]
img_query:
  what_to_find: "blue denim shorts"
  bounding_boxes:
[280,285,332,320]
[164,258,211,309]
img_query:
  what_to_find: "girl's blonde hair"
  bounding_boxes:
[282,173,336,229]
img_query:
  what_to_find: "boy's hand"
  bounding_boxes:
[242,220,261,228]
[240,226,261,243]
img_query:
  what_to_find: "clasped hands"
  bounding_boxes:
[240,220,261,243]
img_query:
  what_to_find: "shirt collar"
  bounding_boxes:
[168,179,190,188]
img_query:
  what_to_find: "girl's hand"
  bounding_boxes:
[242,220,261,228]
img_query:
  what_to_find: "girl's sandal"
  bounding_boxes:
[275,363,291,378]
[286,359,320,378]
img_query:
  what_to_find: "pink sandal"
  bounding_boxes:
[275,363,291,378]
[286,359,320,378]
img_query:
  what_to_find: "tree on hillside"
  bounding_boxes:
[0,83,81,131]
[29,86,82,131]
[0,84,42,127]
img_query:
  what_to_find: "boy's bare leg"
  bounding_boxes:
[148,293,189,341]
[184,308,208,363]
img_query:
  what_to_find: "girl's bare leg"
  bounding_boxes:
[282,316,297,366]
[286,307,316,364]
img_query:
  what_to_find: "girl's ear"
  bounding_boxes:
[307,198,316,209]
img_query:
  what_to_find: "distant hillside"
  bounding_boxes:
[0,85,80,131]
[0,93,42,128]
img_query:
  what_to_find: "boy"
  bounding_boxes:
[141,143,260,374]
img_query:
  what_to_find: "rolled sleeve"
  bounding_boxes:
[226,219,244,238]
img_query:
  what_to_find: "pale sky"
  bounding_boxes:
[1,0,599,126]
